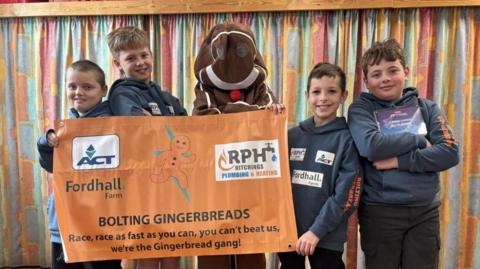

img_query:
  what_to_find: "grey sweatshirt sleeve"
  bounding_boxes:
[347,102,427,162]
[37,131,54,173]
[309,139,362,240]
[397,101,459,172]
[109,88,146,116]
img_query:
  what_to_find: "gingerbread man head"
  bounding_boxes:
[172,135,190,153]
[194,22,267,101]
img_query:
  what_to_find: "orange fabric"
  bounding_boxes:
[52,111,297,262]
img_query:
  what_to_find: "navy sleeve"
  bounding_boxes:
[169,95,188,116]
[37,130,54,173]
[347,102,427,162]
[397,101,459,172]
[109,88,146,116]
[309,139,362,240]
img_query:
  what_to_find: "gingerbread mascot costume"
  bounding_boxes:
[193,22,278,115]
[193,22,278,269]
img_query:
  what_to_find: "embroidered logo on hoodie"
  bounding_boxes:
[290,148,306,161]
[315,150,335,166]
[292,170,323,188]
[148,102,162,115]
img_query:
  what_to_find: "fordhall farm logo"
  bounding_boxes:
[215,140,281,181]
[72,135,120,170]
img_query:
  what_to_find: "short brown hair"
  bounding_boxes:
[307,62,346,92]
[361,39,407,77]
[107,26,149,59]
[68,60,106,87]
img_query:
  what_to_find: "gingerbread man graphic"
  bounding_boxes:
[152,126,196,201]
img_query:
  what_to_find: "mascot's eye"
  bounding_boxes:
[215,47,225,60]
[236,43,249,58]
[176,140,180,143]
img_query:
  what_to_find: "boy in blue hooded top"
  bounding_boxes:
[107,26,186,118]
[278,63,362,269]
[348,39,459,269]
[37,60,121,269]
[107,26,186,269]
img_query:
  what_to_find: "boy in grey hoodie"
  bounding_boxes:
[348,39,459,269]
[278,63,362,269]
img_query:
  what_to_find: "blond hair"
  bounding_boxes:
[107,26,149,59]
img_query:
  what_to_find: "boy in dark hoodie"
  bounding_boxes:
[107,26,186,117]
[278,63,362,269]
[37,60,121,269]
[347,39,459,269]
[107,26,187,269]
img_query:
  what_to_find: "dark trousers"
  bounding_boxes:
[198,253,266,269]
[277,248,344,269]
[51,242,122,269]
[359,203,440,269]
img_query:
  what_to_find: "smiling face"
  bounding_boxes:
[307,75,347,127]
[172,135,190,152]
[364,59,409,102]
[67,69,107,113]
[113,46,152,84]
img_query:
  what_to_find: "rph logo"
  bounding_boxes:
[72,135,119,170]
[215,139,281,181]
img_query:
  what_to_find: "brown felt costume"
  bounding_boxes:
[193,22,277,115]
[194,22,270,269]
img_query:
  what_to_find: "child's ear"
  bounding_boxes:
[304,90,309,99]
[102,85,108,97]
[404,66,410,78]
[113,58,122,71]
[342,90,348,102]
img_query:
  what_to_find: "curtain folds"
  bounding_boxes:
[0,8,478,268]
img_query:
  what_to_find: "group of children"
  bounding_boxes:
[37,24,459,269]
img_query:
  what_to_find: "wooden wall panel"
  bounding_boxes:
[0,0,480,18]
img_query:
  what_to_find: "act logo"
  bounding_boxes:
[72,135,119,170]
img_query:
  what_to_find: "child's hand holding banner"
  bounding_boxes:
[52,110,297,262]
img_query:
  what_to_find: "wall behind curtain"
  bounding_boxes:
[0,8,478,269]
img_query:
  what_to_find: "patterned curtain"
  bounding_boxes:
[0,8,478,269]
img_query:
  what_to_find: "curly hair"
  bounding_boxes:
[361,39,406,77]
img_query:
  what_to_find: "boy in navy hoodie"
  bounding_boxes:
[278,63,362,269]
[107,26,187,269]
[348,39,459,269]
[37,60,121,269]
[107,26,187,118]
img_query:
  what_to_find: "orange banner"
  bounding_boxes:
[53,110,297,262]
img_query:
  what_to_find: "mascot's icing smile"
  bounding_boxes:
[193,22,278,115]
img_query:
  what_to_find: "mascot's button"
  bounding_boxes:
[230,89,241,102]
